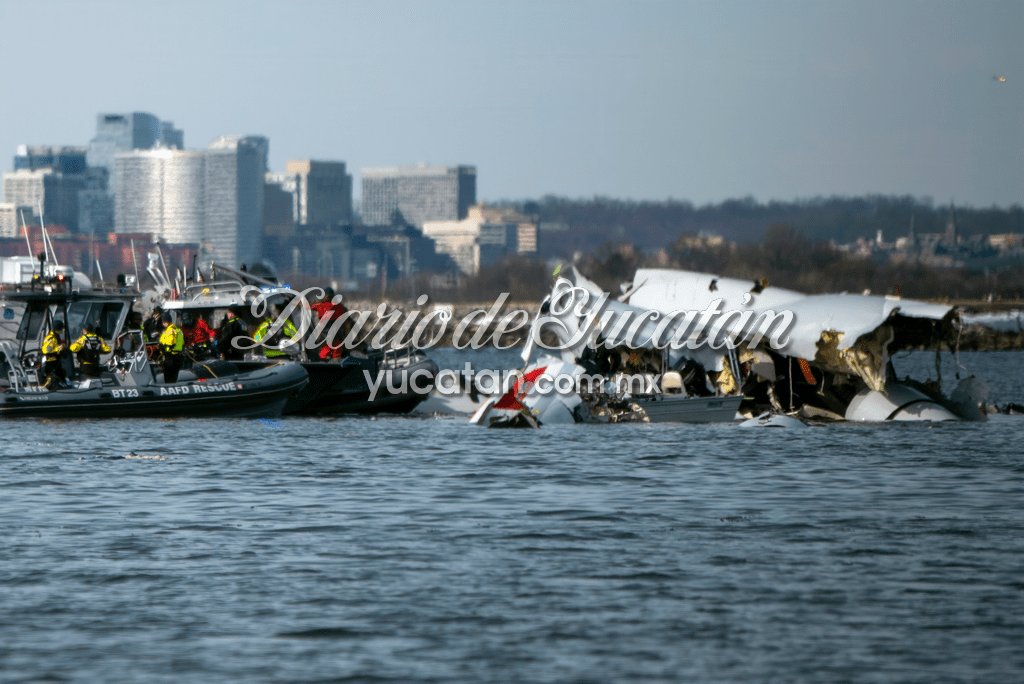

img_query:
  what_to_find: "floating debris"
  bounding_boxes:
[123,451,170,460]
[472,266,991,427]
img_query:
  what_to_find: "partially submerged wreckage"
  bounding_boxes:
[472,267,988,427]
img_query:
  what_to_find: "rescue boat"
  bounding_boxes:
[0,287,308,419]
[232,347,438,415]
[160,267,438,416]
[0,336,309,419]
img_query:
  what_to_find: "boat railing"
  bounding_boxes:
[179,281,251,303]
[110,331,153,385]
[380,344,417,369]
[1,341,45,393]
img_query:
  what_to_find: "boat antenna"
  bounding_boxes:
[38,201,56,266]
[19,210,36,279]
[42,225,56,267]
[89,226,96,280]
[95,259,106,293]
[130,239,140,291]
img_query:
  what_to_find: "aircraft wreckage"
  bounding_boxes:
[471,267,988,427]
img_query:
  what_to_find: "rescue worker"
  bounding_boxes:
[253,303,299,358]
[143,306,164,358]
[70,324,111,379]
[41,320,69,388]
[216,308,248,361]
[180,311,214,361]
[309,287,349,361]
[158,312,185,382]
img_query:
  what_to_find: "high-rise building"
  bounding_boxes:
[285,160,353,226]
[263,175,296,237]
[114,149,206,246]
[14,145,88,174]
[420,220,480,275]
[78,168,114,239]
[421,204,537,275]
[2,168,86,232]
[468,204,537,254]
[204,136,267,267]
[2,170,45,213]
[87,112,183,194]
[361,165,475,227]
[88,113,160,178]
[0,203,34,238]
[7,145,90,233]
[111,135,269,267]
[160,121,184,150]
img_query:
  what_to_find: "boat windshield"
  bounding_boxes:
[65,301,127,339]
[15,303,48,341]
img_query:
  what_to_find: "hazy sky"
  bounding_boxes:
[1,0,1020,207]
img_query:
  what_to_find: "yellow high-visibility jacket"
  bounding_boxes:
[42,331,65,361]
[254,318,298,358]
[70,333,111,354]
[159,324,185,353]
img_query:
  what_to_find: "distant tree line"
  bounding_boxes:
[334,195,1024,304]
[439,194,1021,303]
[422,223,1023,303]
[572,225,1024,302]
[505,195,1024,256]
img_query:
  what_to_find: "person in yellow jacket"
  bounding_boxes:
[41,319,69,388]
[158,312,185,382]
[253,303,299,358]
[70,324,112,379]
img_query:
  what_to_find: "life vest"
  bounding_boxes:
[71,333,111,366]
[255,318,298,357]
[159,324,185,353]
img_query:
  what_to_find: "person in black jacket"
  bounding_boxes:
[142,306,164,358]
[216,308,248,361]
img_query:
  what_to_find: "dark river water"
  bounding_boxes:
[1,351,1022,683]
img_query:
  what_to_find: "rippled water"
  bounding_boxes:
[1,351,1022,683]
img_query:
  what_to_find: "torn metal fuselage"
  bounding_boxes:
[485,267,984,427]
[624,268,983,422]
[478,269,751,426]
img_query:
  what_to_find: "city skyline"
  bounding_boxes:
[0,1,1020,209]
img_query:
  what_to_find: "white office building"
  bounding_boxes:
[114,149,206,245]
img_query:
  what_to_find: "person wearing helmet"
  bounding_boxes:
[70,324,112,379]
[180,311,214,361]
[253,302,299,358]
[41,319,69,388]
[158,312,185,382]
